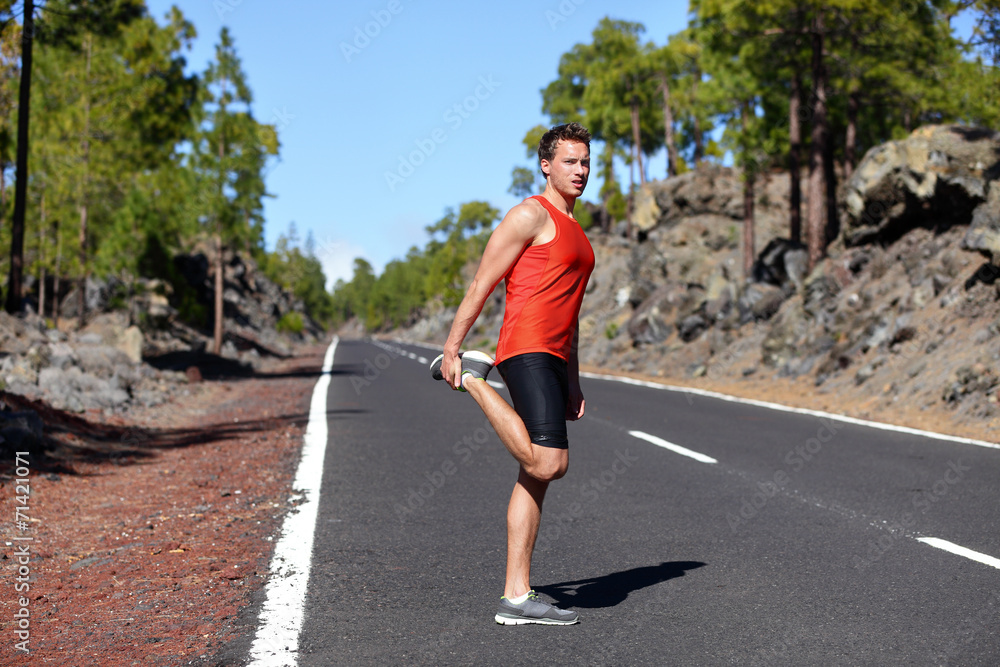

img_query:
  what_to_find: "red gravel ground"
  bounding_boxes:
[0,341,328,666]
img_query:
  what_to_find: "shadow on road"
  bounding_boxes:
[536,560,706,609]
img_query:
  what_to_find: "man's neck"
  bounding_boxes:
[541,186,576,218]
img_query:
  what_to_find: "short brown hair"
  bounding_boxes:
[538,122,591,176]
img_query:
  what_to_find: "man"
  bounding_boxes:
[430,122,594,625]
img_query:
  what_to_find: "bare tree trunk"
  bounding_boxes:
[630,97,645,185]
[824,123,838,245]
[213,230,224,354]
[845,93,859,180]
[692,70,704,167]
[789,71,803,244]
[5,0,34,313]
[53,217,61,327]
[659,73,678,178]
[37,192,45,318]
[807,12,829,272]
[213,75,228,356]
[601,141,615,232]
[77,34,92,325]
[742,101,756,282]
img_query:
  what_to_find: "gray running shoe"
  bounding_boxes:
[430,351,494,391]
[494,591,579,626]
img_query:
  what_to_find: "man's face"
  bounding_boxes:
[542,139,590,198]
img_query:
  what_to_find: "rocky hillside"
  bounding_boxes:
[1,247,324,433]
[395,124,1000,442]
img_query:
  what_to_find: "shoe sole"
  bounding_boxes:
[461,350,494,366]
[430,351,494,384]
[494,613,579,626]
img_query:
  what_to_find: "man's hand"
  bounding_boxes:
[441,349,464,390]
[566,382,585,420]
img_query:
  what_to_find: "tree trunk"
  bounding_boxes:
[692,69,704,167]
[38,192,45,318]
[789,70,803,244]
[659,73,678,178]
[77,34,93,326]
[824,122,838,246]
[845,31,861,181]
[213,74,228,356]
[53,217,61,327]
[742,101,756,282]
[213,230,224,355]
[630,97,645,185]
[806,11,829,272]
[845,91,859,180]
[5,0,34,313]
[601,141,615,232]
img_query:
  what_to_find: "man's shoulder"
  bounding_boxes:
[505,197,549,229]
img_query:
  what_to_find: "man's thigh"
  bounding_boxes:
[497,352,570,449]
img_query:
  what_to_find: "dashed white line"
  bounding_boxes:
[628,430,717,464]
[418,356,429,365]
[917,537,1000,570]
[249,337,338,666]
[582,371,999,450]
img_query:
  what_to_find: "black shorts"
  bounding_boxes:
[496,352,569,449]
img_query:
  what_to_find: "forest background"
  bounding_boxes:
[0,0,997,338]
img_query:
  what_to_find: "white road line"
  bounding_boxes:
[629,430,718,464]
[583,372,1000,450]
[917,537,1000,570]
[487,380,505,390]
[417,356,429,365]
[248,337,338,666]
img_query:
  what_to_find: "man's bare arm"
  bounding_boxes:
[441,202,549,388]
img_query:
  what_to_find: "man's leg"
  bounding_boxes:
[505,454,565,598]
[463,378,568,482]
[463,378,568,598]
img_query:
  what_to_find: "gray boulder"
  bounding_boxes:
[842,125,999,246]
[753,238,809,291]
[38,366,129,412]
[75,345,133,379]
[648,165,744,228]
[962,186,1000,260]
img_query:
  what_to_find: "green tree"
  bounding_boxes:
[195,27,277,353]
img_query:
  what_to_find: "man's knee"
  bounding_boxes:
[527,452,568,482]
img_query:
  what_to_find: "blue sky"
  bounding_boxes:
[145,2,980,288]
[144,0,692,287]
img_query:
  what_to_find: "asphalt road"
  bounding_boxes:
[290,338,1000,666]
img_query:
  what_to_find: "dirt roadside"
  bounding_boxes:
[0,341,329,666]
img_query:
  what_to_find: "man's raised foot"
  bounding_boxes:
[430,351,495,390]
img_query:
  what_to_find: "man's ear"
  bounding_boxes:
[539,159,550,178]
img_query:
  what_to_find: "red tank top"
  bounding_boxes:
[495,196,595,364]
